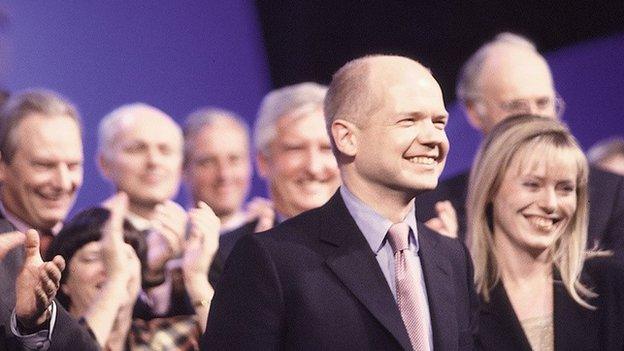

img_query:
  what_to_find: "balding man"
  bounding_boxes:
[417,33,624,254]
[203,56,477,350]
[97,103,192,317]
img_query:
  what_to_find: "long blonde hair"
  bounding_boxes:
[467,115,595,308]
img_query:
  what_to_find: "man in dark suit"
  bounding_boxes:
[416,32,624,255]
[203,55,478,350]
[0,89,98,350]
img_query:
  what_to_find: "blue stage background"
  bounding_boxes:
[0,2,622,216]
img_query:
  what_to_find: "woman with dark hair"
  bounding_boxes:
[467,115,624,350]
[47,193,218,350]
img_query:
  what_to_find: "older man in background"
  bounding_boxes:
[209,82,340,282]
[0,89,98,350]
[97,103,192,317]
[183,108,253,233]
[416,32,624,255]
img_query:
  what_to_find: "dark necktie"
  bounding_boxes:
[39,228,54,258]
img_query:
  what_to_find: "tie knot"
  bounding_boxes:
[387,222,410,254]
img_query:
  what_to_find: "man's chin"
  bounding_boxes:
[402,179,439,195]
[33,216,64,230]
[132,193,174,207]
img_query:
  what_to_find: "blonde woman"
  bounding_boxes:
[467,115,624,351]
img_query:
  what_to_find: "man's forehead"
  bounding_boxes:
[114,113,181,144]
[277,107,324,130]
[19,113,78,129]
[197,120,248,141]
[480,47,554,96]
[192,126,249,154]
[377,72,446,117]
[16,114,83,152]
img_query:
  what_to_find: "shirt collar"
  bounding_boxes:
[125,211,153,231]
[220,210,247,233]
[340,185,419,254]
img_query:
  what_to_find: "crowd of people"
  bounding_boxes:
[0,32,622,350]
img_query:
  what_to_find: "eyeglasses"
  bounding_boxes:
[476,94,566,119]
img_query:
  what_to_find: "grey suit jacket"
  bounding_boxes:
[0,216,100,351]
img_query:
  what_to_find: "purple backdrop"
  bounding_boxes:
[0,1,622,216]
[0,1,271,215]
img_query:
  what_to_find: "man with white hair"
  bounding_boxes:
[209,82,340,281]
[416,32,624,254]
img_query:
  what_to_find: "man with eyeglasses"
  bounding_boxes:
[416,32,624,257]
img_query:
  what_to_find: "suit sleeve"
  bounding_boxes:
[202,234,284,350]
[605,174,624,260]
[49,303,100,351]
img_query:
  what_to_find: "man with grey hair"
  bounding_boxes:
[416,32,624,256]
[0,89,98,350]
[183,107,253,233]
[209,82,340,283]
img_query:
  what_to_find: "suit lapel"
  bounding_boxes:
[481,282,533,350]
[321,193,413,350]
[553,279,597,350]
[417,223,457,350]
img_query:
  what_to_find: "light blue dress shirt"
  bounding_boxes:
[340,186,433,349]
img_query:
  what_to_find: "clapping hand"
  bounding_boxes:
[246,197,275,233]
[424,200,458,239]
[15,229,65,330]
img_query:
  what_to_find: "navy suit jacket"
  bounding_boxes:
[0,215,100,351]
[416,166,624,256]
[203,191,478,350]
[477,257,624,351]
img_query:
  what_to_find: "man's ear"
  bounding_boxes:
[256,150,270,179]
[97,152,112,179]
[0,152,7,182]
[331,119,357,157]
[464,100,485,132]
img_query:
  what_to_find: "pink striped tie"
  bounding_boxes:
[387,222,431,351]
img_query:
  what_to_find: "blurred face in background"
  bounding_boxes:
[62,241,106,317]
[466,46,558,134]
[99,110,183,214]
[0,114,83,230]
[184,119,251,220]
[257,108,340,218]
